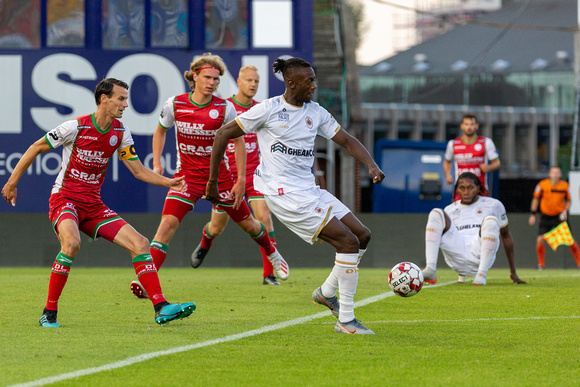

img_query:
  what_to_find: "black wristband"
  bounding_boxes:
[531,211,536,215]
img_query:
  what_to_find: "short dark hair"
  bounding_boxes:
[462,113,478,123]
[453,172,488,199]
[95,78,129,105]
[272,57,312,79]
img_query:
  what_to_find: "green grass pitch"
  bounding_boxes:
[1,267,578,386]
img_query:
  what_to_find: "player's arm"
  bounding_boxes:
[152,124,168,175]
[230,136,247,209]
[331,128,385,184]
[443,159,454,184]
[481,158,501,173]
[499,225,527,284]
[120,149,185,192]
[2,137,52,206]
[204,120,245,202]
[529,197,540,226]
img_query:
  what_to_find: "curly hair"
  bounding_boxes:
[453,172,488,200]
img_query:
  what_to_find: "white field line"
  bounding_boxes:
[9,272,578,387]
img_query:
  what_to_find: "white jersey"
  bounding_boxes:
[235,95,340,195]
[444,196,508,237]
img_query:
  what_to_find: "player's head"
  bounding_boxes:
[549,166,562,181]
[454,172,487,204]
[460,114,479,136]
[237,65,259,99]
[94,78,128,106]
[184,52,226,91]
[272,57,316,103]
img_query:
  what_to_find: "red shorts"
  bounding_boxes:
[49,194,127,241]
[162,172,251,223]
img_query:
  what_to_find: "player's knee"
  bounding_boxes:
[341,232,360,253]
[61,237,81,256]
[208,222,225,236]
[357,225,371,247]
[481,216,500,235]
[238,217,260,235]
[133,234,151,254]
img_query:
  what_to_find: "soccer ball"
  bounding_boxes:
[388,262,424,297]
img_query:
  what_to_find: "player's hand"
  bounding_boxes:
[528,214,536,226]
[229,179,245,210]
[1,183,17,206]
[153,165,165,176]
[559,210,567,221]
[203,181,219,202]
[446,175,454,184]
[370,166,385,184]
[168,176,186,193]
[510,272,527,284]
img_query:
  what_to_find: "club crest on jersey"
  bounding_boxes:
[315,207,324,214]
[305,116,313,129]
[209,109,219,119]
[474,143,483,151]
[109,136,118,146]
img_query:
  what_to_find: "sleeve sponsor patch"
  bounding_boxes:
[118,145,138,160]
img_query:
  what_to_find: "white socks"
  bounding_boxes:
[425,209,445,271]
[321,251,362,323]
[478,217,500,276]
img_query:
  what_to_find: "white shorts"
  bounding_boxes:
[264,187,350,244]
[439,224,482,276]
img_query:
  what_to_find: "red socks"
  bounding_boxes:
[252,223,275,256]
[150,241,168,270]
[133,253,166,305]
[200,222,215,250]
[536,244,545,268]
[570,242,580,267]
[45,252,74,311]
[261,233,276,277]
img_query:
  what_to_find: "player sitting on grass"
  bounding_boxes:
[422,172,527,286]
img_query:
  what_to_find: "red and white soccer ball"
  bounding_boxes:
[388,262,424,297]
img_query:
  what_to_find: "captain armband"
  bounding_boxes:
[118,145,138,161]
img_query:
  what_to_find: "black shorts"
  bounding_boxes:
[538,214,565,235]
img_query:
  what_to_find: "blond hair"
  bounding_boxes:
[183,52,227,90]
[238,64,258,78]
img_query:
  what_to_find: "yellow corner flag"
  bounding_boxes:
[544,221,575,251]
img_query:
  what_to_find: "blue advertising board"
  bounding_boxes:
[0,0,313,213]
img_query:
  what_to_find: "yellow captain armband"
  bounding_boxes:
[118,145,138,161]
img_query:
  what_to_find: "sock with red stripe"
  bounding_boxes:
[45,252,74,311]
[252,223,275,256]
[132,253,166,305]
[536,244,545,268]
[149,241,168,270]
[200,222,215,250]
[261,233,276,278]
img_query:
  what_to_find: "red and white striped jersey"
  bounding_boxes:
[444,135,499,189]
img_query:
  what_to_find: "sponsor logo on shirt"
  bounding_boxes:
[177,109,195,113]
[76,149,110,165]
[77,125,91,129]
[457,224,480,231]
[270,141,314,157]
[214,102,227,106]
[69,168,103,184]
[278,112,289,122]
[79,136,98,141]
[113,127,124,131]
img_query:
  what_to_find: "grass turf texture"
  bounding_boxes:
[1,268,578,386]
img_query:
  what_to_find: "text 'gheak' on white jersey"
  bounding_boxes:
[235,95,341,195]
[444,196,508,237]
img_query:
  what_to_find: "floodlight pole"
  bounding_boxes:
[572,2,580,170]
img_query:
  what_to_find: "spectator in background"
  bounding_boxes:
[529,166,580,269]
[443,114,500,197]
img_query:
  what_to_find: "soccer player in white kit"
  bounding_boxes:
[422,172,526,285]
[204,57,386,334]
